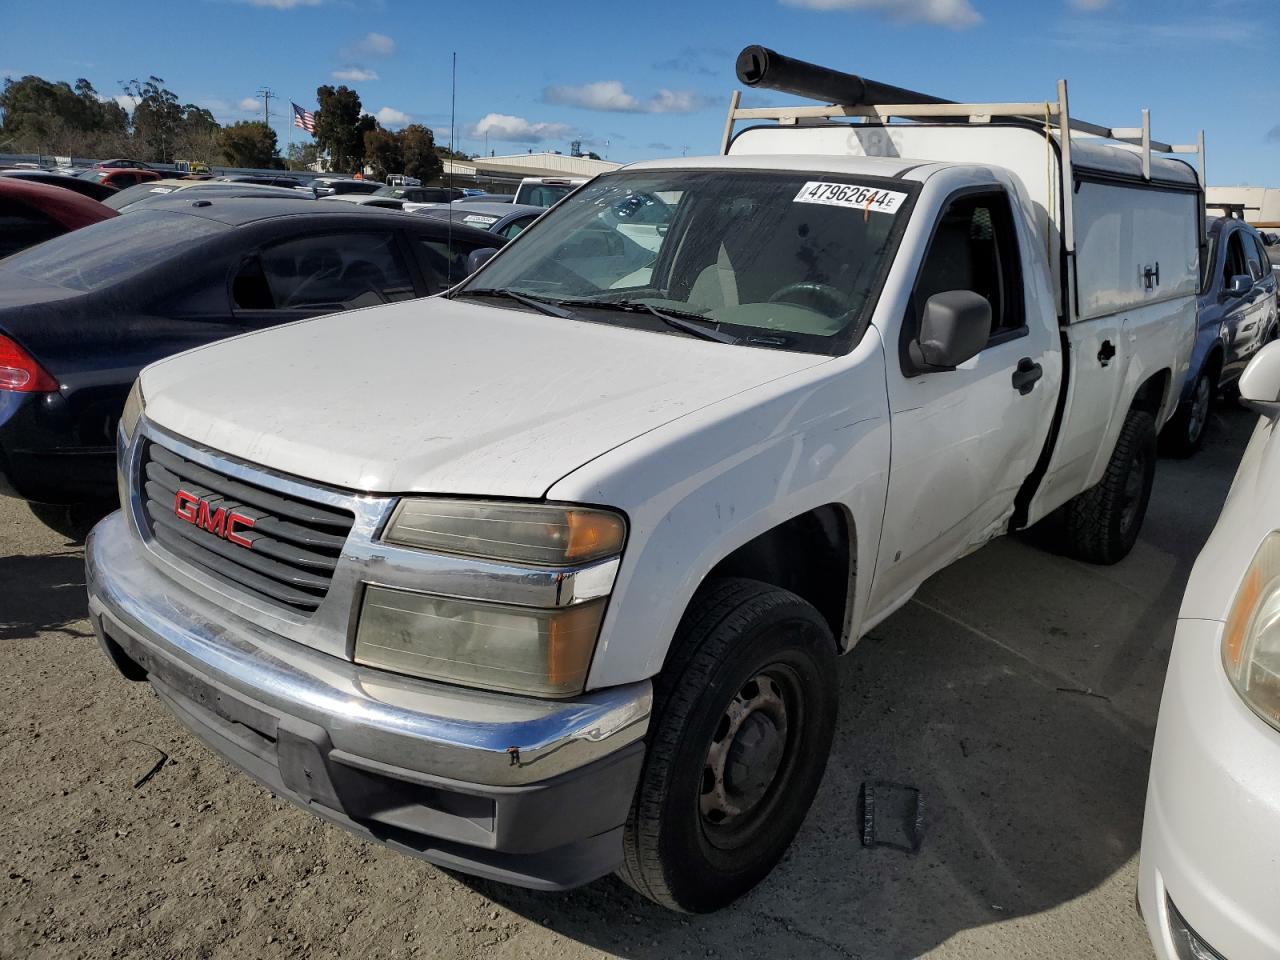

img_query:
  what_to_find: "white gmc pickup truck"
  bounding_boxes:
[87,52,1204,912]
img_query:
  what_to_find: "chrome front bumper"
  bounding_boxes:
[86,510,652,888]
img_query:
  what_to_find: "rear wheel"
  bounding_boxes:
[617,578,838,913]
[1059,408,1157,565]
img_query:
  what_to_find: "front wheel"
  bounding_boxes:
[1160,369,1213,457]
[617,578,838,913]
[1059,408,1157,565]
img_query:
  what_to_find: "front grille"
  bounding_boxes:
[139,441,354,613]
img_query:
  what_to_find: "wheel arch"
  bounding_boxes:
[675,503,856,664]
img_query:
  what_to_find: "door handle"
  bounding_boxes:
[1012,357,1043,395]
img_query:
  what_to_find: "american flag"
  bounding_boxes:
[291,102,316,134]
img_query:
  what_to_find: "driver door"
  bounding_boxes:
[869,187,1059,613]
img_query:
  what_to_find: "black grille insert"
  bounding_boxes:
[140,441,354,612]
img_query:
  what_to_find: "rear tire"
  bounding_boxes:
[1059,408,1157,565]
[617,578,838,913]
[1160,368,1213,458]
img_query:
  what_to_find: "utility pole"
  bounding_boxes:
[256,87,275,127]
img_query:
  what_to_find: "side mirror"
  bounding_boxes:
[1238,340,1280,417]
[466,247,499,274]
[909,291,992,372]
[1227,274,1255,298]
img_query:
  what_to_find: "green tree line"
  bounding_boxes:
[1,73,455,180]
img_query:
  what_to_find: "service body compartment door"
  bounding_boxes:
[1024,178,1198,523]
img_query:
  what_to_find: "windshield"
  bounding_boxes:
[465,169,914,354]
[9,210,227,292]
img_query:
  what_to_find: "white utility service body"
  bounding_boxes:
[86,69,1204,910]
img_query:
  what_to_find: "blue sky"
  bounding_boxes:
[2,0,1276,184]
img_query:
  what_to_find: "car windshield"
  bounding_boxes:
[8,210,227,292]
[464,169,915,354]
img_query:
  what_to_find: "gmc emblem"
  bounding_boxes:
[174,489,256,548]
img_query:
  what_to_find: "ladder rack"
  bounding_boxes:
[719,79,1204,257]
[720,82,1204,185]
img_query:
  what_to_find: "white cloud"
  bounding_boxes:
[243,0,322,7]
[375,106,410,126]
[1068,0,1109,8]
[115,94,141,112]
[781,0,980,29]
[332,66,378,82]
[467,113,573,143]
[238,97,261,111]
[347,32,394,58]
[543,80,710,114]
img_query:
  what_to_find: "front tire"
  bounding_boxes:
[1160,368,1213,458]
[1060,408,1157,565]
[617,578,838,913]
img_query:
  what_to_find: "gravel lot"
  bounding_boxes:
[0,405,1254,960]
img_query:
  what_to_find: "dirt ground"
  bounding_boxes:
[0,405,1255,960]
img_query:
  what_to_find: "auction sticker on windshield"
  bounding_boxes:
[794,182,906,214]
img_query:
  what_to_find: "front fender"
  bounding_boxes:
[548,331,892,690]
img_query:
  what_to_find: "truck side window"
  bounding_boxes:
[914,190,1025,341]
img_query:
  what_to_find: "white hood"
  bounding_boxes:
[141,298,829,497]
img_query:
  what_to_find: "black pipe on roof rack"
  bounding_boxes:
[735,45,952,108]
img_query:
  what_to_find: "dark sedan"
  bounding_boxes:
[0,197,504,512]
[0,169,117,201]
[1162,216,1279,454]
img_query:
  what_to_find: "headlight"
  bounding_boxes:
[120,378,145,441]
[1222,532,1280,732]
[355,586,605,697]
[383,498,625,566]
[366,498,626,696]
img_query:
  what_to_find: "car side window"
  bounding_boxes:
[0,200,63,258]
[497,215,536,239]
[232,232,416,312]
[1244,235,1264,281]
[1248,234,1268,280]
[913,190,1025,341]
[1223,231,1248,287]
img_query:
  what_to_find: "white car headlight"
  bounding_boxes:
[120,378,145,442]
[1222,531,1280,732]
[360,498,627,696]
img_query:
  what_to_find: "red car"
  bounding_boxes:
[0,178,118,259]
[93,168,162,191]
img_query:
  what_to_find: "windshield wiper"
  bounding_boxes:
[562,299,741,345]
[451,288,577,319]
